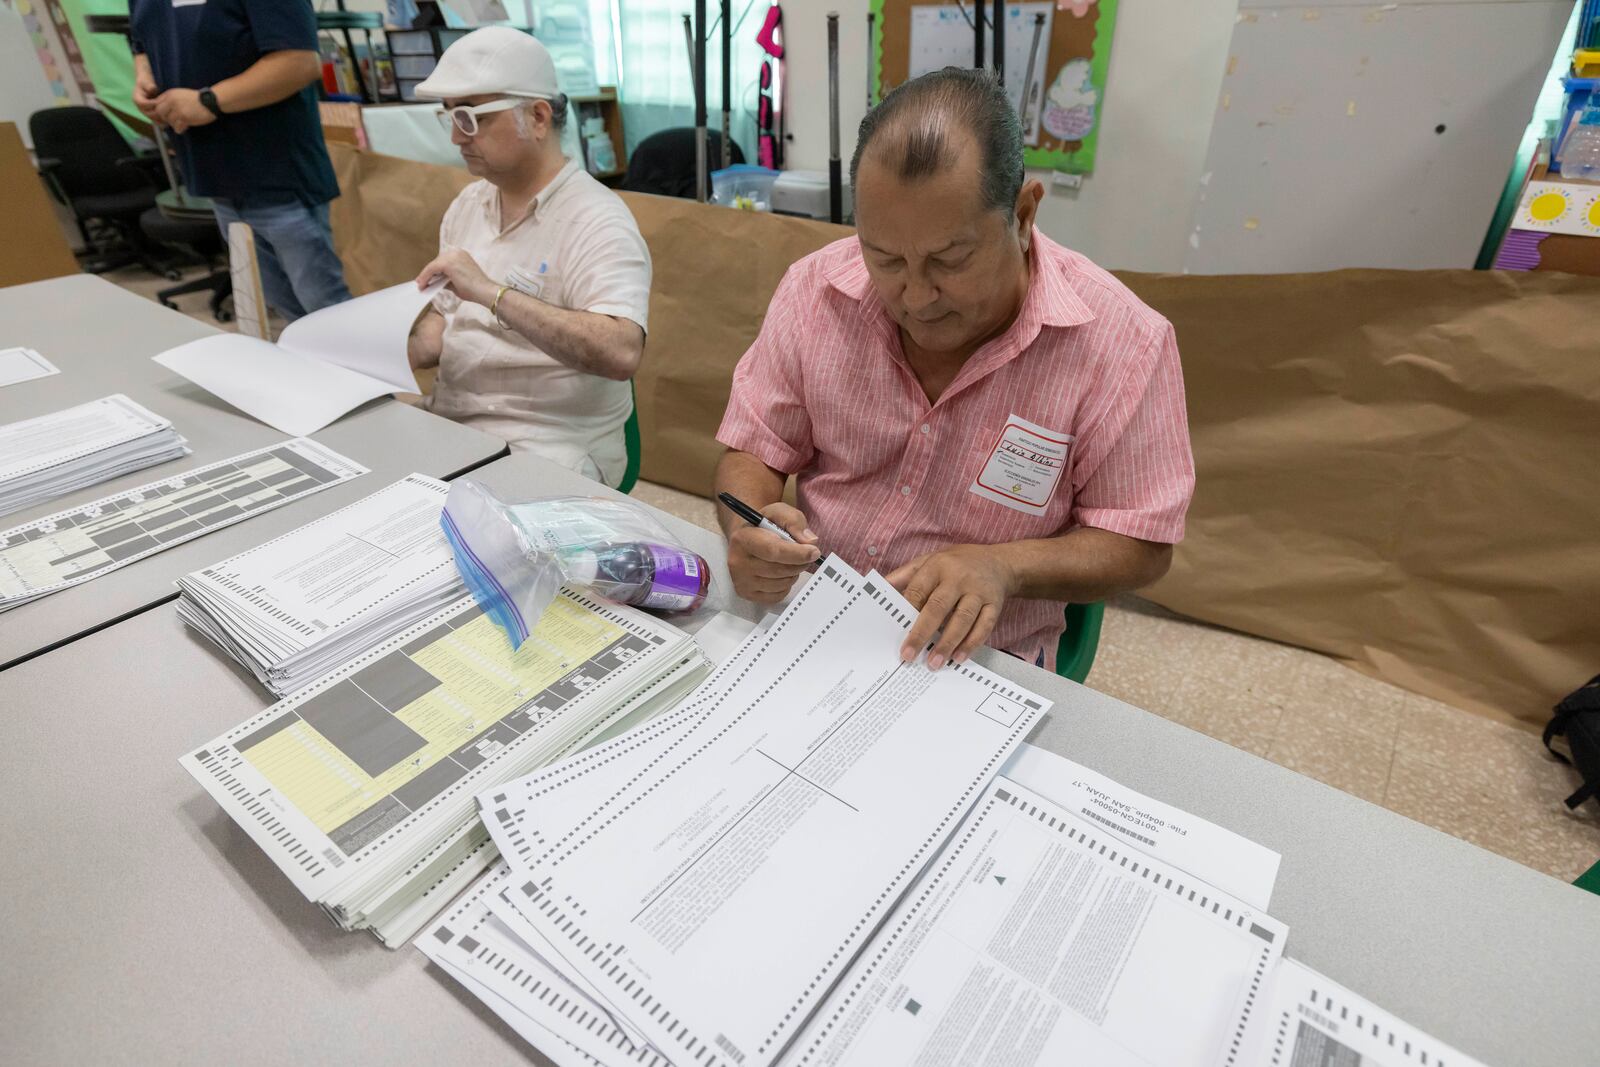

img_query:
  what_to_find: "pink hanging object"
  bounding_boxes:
[756,2,784,168]
[756,1,784,58]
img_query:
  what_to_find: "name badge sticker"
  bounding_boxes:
[507,262,550,299]
[968,413,1074,515]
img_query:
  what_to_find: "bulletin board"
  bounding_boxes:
[871,0,1118,174]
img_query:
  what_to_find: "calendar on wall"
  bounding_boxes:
[909,3,1057,145]
[876,0,1119,174]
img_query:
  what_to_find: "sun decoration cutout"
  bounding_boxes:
[1526,188,1570,224]
[1585,193,1600,234]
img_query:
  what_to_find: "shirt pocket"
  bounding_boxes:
[963,416,1077,537]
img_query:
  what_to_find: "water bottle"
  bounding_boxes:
[561,542,711,614]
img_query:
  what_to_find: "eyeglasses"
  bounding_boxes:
[435,98,521,136]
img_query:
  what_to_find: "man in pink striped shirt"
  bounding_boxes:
[715,69,1194,672]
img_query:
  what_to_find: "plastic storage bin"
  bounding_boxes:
[710,165,780,211]
[1555,77,1600,177]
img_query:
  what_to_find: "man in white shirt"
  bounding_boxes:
[408,28,650,486]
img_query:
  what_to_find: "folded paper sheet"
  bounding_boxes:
[154,282,439,436]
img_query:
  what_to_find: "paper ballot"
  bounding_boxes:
[182,588,709,945]
[0,438,363,611]
[420,861,639,1067]
[420,584,1493,1067]
[176,474,464,695]
[425,624,784,1061]
[473,557,1048,1067]
[0,347,60,388]
[1001,744,1282,910]
[154,281,440,436]
[787,776,1287,1067]
[0,394,188,518]
[1243,959,1491,1067]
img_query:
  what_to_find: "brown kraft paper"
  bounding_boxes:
[327,145,1600,728]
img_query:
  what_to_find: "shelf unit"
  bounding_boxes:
[571,88,627,183]
[386,26,476,102]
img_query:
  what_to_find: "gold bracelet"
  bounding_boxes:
[490,283,512,329]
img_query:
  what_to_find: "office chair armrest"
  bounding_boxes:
[32,157,68,205]
[119,152,171,190]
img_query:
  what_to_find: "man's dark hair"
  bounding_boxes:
[546,93,570,132]
[849,67,1023,216]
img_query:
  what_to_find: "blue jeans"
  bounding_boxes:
[211,198,351,322]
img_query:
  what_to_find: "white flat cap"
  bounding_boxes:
[413,27,560,100]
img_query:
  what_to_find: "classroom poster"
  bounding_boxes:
[874,0,1119,174]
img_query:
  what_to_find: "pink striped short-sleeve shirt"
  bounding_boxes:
[717,231,1195,666]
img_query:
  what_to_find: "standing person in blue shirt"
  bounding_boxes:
[129,0,351,322]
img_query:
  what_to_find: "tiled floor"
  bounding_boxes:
[108,265,1600,886]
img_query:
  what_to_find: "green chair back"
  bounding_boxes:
[1054,601,1104,684]
[1577,859,1600,897]
[618,381,641,495]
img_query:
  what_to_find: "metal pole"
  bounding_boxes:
[695,0,708,202]
[1019,13,1045,124]
[720,0,732,169]
[827,11,841,224]
[682,15,695,86]
[866,12,875,109]
[973,0,984,69]
[151,125,184,204]
[992,0,1004,85]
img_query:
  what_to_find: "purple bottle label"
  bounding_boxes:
[638,544,704,612]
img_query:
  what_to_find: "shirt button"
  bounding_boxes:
[901,486,911,496]
[920,424,930,434]
[867,545,879,557]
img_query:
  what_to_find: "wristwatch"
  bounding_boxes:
[198,88,224,119]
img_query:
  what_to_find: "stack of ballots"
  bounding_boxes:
[417,556,1057,1066]
[180,568,711,947]
[0,394,188,518]
[176,474,469,696]
[414,556,1493,1067]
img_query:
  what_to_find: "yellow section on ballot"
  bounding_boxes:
[240,597,625,834]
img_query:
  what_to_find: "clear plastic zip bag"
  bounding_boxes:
[441,478,712,648]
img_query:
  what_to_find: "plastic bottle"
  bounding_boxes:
[562,542,711,614]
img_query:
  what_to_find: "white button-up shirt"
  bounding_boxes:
[425,159,651,485]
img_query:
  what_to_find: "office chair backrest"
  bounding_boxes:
[28,106,148,199]
[620,128,745,199]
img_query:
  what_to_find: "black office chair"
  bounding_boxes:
[29,105,174,276]
[620,128,745,199]
[139,208,233,322]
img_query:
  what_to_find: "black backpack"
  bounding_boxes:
[1544,674,1600,812]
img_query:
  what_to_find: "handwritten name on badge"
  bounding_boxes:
[969,413,1074,515]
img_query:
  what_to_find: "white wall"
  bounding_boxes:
[778,0,1241,272]
[1,2,67,147]
[357,1,1238,270]
[1184,0,1572,273]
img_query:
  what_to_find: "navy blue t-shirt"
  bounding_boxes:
[129,0,339,205]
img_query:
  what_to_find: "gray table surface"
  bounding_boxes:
[0,273,506,669]
[1,455,1596,1067]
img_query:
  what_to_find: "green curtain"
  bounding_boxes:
[612,0,762,159]
[59,0,140,142]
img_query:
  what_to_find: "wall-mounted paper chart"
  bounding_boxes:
[909,3,1056,144]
